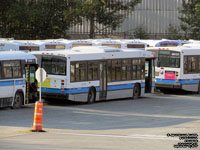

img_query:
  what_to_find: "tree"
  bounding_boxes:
[166,24,182,40]
[80,0,141,38]
[179,0,200,39]
[0,0,82,39]
[134,25,147,39]
[0,0,17,37]
[32,0,82,39]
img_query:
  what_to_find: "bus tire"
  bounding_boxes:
[12,92,23,109]
[87,87,96,104]
[133,83,140,99]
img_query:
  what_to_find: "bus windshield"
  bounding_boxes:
[41,56,66,75]
[158,50,180,68]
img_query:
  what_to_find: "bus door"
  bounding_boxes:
[99,61,107,99]
[25,64,38,104]
[145,59,153,93]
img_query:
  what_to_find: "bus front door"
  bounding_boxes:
[145,59,153,93]
[25,64,38,104]
[99,61,107,100]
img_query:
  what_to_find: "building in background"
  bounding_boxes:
[67,0,183,39]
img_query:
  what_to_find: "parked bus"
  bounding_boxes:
[120,40,148,50]
[154,40,182,47]
[146,46,200,93]
[92,39,122,48]
[31,46,155,103]
[41,39,94,51]
[141,39,182,47]
[0,40,43,52]
[0,51,38,108]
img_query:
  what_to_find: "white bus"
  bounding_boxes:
[120,40,148,50]
[0,51,38,108]
[141,39,182,47]
[154,40,182,47]
[0,40,43,52]
[41,39,94,51]
[146,46,200,93]
[31,46,155,103]
[92,39,122,48]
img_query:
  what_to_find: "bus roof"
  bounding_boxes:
[41,39,94,50]
[146,46,200,53]
[0,51,36,61]
[141,39,182,47]
[91,39,122,45]
[31,46,153,60]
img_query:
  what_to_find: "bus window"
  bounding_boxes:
[72,44,92,47]
[88,62,98,81]
[45,45,65,49]
[19,46,40,51]
[3,60,22,78]
[42,56,66,75]
[199,56,200,72]
[102,44,121,48]
[158,50,180,68]
[127,44,145,48]
[12,61,22,78]
[3,62,13,78]
[30,66,36,83]
[70,64,75,82]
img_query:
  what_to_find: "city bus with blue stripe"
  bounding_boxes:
[0,51,38,108]
[146,46,200,93]
[31,46,155,103]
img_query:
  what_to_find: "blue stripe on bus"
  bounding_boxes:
[42,83,146,94]
[156,79,199,84]
[152,82,155,87]
[41,88,63,94]
[0,81,13,86]
[0,80,25,87]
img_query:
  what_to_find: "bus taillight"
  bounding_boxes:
[61,80,64,85]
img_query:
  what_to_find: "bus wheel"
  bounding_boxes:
[133,84,140,99]
[87,87,96,104]
[12,92,23,109]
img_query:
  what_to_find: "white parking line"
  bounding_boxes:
[48,132,179,141]
[73,111,125,117]
[47,105,200,119]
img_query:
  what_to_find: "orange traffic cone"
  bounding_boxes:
[32,101,45,132]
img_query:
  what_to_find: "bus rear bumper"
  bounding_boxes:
[155,83,182,89]
[42,93,69,100]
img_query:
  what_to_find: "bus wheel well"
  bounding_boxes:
[133,83,141,99]
[11,90,24,109]
[87,86,96,104]
[15,90,24,104]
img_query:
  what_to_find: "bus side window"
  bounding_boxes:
[3,61,12,78]
[70,64,75,82]
[12,61,22,78]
